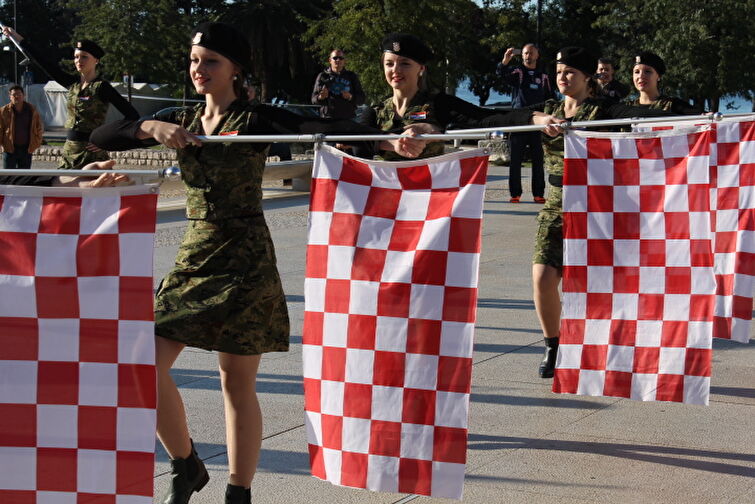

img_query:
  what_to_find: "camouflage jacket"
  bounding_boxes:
[372,91,446,161]
[627,95,703,115]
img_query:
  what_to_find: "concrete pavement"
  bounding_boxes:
[151,164,755,503]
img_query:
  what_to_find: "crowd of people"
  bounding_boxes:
[0,21,709,504]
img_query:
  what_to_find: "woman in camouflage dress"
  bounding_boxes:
[355,33,558,160]
[1,27,139,170]
[92,22,391,504]
[528,47,673,379]
[628,51,703,115]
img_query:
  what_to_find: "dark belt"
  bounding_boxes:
[66,129,91,142]
[548,174,563,187]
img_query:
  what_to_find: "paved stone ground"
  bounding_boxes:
[145,163,755,503]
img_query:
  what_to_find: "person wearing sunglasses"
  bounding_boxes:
[311,49,365,120]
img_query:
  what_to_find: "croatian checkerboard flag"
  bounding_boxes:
[303,145,488,499]
[635,117,755,343]
[555,126,716,405]
[0,184,158,502]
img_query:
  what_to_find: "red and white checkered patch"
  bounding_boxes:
[303,145,488,500]
[635,116,755,343]
[0,184,158,503]
[555,127,715,405]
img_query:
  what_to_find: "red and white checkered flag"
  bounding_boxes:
[555,126,715,405]
[634,116,755,343]
[0,185,158,502]
[303,145,489,499]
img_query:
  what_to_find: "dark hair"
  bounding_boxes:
[9,85,23,94]
[598,57,615,68]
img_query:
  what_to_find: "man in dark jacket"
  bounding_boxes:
[0,85,45,170]
[596,58,630,102]
[497,43,553,203]
[311,49,365,120]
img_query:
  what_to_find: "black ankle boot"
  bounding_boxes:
[161,440,210,504]
[226,483,252,503]
[538,337,559,378]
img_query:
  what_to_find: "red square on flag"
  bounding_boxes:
[398,164,432,190]
[309,444,326,479]
[732,295,753,320]
[363,187,402,219]
[442,287,477,323]
[322,346,347,381]
[665,213,690,239]
[688,184,710,211]
[685,348,712,376]
[39,197,81,234]
[638,293,664,320]
[340,157,373,186]
[0,404,36,446]
[613,159,640,185]
[80,319,118,363]
[340,452,368,488]
[640,185,664,212]
[329,213,362,246]
[448,217,482,253]
[717,142,740,166]
[373,351,405,387]
[586,137,613,158]
[351,248,386,282]
[587,186,613,212]
[563,158,587,185]
[563,265,587,292]
[37,361,78,405]
[563,212,587,239]
[656,374,684,402]
[116,450,155,496]
[614,213,640,240]
[119,194,158,233]
[406,319,441,355]
[118,364,157,409]
[369,420,401,457]
[377,282,411,318]
[587,240,613,266]
[661,321,688,347]
[664,158,688,185]
[37,447,77,492]
[553,368,580,393]
[427,189,457,220]
[0,232,36,275]
[586,293,613,319]
[580,344,607,370]
[609,319,636,346]
[303,378,321,413]
[347,314,376,349]
[79,406,117,450]
[437,356,472,393]
[402,388,436,424]
[635,137,664,159]
[120,276,154,321]
[303,311,324,345]
[633,347,660,373]
[36,277,79,319]
[740,163,755,186]
[689,295,713,321]
[412,250,447,285]
[433,427,467,464]
[640,240,665,267]
[325,279,351,314]
[321,414,343,450]
[77,234,120,276]
[604,370,632,398]
[310,179,338,212]
[459,155,487,185]
[613,267,639,294]
[399,459,432,495]
[306,245,328,278]
[665,267,691,294]
[389,220,423,251]
[690,240,713,267]
[560,319,585,345]
[0,490,35,503]
[343,383,372,419]
[0,318,38,360]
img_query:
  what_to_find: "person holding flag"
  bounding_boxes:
[528,47,676,379]
[355,33,560,161]
[90,21,419,504]
[1,26,139,170]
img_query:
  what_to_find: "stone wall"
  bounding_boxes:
[33,145,178,167]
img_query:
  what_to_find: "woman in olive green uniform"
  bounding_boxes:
[355,33,557,160]
[92,22,386,504]
[629,51,703,115]
[1,27,139,170]
[528,47,673,379]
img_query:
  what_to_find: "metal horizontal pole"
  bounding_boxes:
[195,133,491,143]
[0,169,167,177]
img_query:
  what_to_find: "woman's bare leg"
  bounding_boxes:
[155,336,192,459]
[532,263,562,338]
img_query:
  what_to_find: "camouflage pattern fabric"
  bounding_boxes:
[627,95,701,115]
[64,79,110,131]
[155,217,290,355]
[58,139,110,170]
[154,100,288,355]
[534,99,606,267]
[373,91,445,161]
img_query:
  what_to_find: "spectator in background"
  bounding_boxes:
[497,43,553,203]
[311,49,365,120]
[596,58,630,102]
[0,85,44,170]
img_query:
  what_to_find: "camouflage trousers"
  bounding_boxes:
[59,140,110,170]
[155,216,290,355]
[532,185,563,268]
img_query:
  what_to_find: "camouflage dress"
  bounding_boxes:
[357,91,532,160]
[92,99,382,355]
[532,98,672,268]
[19,40,139,170]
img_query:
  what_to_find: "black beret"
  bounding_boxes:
[555,46,596,76]
[191,22,252,73]
[633,51,666,76]
[381,33,434,65]
[75,40,104,59]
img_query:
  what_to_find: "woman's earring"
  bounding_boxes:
[233,75,239,81]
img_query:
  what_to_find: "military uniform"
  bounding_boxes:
[627,95,702,115]
[20,39,139,170]
[369,91,445,160]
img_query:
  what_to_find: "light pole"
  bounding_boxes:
[12,0,17,83]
